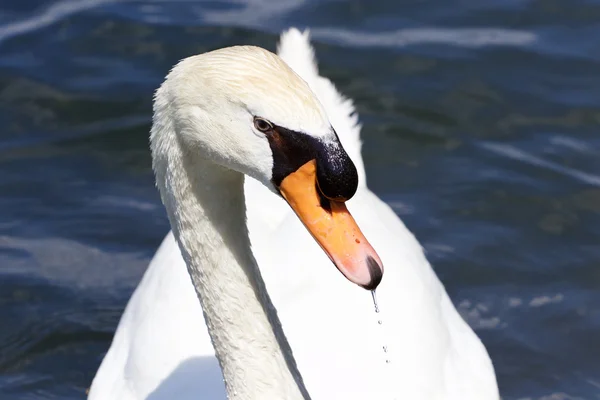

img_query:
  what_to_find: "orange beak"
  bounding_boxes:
[279,160,383,290]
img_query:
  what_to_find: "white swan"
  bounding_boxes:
[89,29,500,400]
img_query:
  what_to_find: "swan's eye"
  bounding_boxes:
[253,117,273,133]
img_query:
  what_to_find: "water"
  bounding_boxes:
[372,290,395,400]
[371,290,389,362]
[372,290,379,314]
[0,0,599,399]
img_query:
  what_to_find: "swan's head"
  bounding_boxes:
[152,45,383,290]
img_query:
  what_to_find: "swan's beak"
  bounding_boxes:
[279,160,384,290]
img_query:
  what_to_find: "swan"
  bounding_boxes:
[88,29,500,400]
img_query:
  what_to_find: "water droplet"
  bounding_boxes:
[383,346,388,353]
[386,359,391,364]
[377,319,382,325]
[371,290,379,313]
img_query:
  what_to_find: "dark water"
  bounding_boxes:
[0,0,599,399]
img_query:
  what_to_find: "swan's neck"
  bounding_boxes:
[153,130,307,399]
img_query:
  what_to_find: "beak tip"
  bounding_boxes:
[359,255,383,291]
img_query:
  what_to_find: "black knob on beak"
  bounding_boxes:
[315,143,358,202]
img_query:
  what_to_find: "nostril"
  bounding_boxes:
[316,182,332,213]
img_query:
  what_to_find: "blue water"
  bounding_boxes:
[0,1,599,399]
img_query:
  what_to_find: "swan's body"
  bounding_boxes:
[89,29,499,400]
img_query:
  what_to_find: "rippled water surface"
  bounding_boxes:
[1,1,599,399]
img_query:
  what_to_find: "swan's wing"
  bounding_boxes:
[277,28,366,187]
[257,188,499,399]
